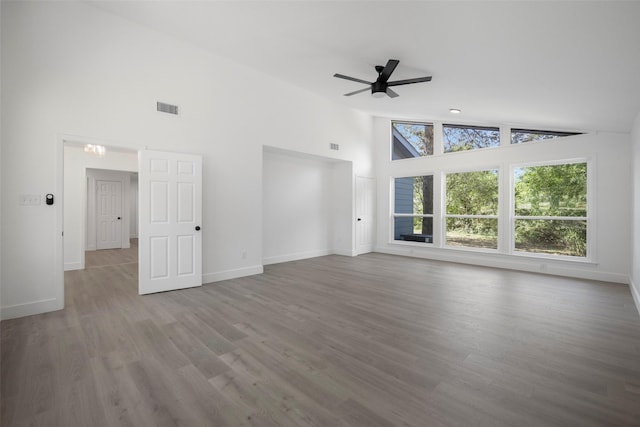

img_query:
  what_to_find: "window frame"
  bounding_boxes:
[442,123,501,154]
[390,121,435,161]
[391,175,435,245]
[386,118,593,263]
[510,128,582,145]
[443,167,501,252]
[509,158,593,260]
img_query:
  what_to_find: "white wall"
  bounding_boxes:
[374,117,632,283]
[332,162,356,256]
[0,0,3,325]
[631,112,640,313]
[0,1,372,319]
[64,144,138,270]
[263,147,352,264]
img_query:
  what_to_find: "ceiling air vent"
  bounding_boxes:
[157,101,179,115]
[330,143,340,151]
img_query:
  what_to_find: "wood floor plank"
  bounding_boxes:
[164,321,231,380]
[3,252,640,426]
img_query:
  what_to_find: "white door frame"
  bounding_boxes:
[58,134,138,311]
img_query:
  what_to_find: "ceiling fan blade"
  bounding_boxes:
[386,88,399,98]
[380,59,399,82]
[387,76,432,87]
[344,87,371,96]
[333,73,372,85]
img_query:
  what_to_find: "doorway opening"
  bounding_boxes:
[62,141,138,272]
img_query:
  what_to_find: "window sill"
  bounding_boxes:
[387,240,597,265]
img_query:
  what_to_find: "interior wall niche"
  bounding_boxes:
[262,146,353,265]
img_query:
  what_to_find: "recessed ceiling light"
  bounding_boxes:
[449,108,461,114]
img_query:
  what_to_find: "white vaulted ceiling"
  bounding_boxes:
[89,1,640,133]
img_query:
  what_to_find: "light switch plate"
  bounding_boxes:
[19,194,41,206]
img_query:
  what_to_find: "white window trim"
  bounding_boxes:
[390,121,435,162]
[390,174,436,245]
[446,214,499,219]
[443,168,500,251]
[509,158,593,261]
[442,123,502,154]
[393,213,435,218]
[386,118,594,264]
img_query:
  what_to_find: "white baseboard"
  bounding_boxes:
[1,298,63,320]
[202,265,264,284]
[334,248,357,257]
[374,246,629,284]
[262,249,332,266]
[64,262,83,271]
[630,276,640,317]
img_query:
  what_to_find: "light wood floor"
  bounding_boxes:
[2,254,640,426]
[84,239,138,268]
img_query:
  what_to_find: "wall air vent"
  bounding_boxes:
[157,101,179,115]
[330,143,340,151]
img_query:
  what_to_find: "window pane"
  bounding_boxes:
[446,218,497,249]
[394,217,433,243]
[515,219,586,257]
[511,129,581,144]
[394,175,434,243]
[443,124,500,153]
[514,163,587,217]
[392,122,434,160]
[394,176,433,215]
[446,170,498,215]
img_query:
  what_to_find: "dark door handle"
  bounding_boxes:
[117,217,121,220]
[357,218,362,221]
[195,226,201,231]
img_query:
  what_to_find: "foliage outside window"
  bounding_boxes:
[446,170,499,249]
[392,122,434,160]
[511,129,581,145]
[394,176,433,243]
[443,124,500,153]
[514,162,587,257]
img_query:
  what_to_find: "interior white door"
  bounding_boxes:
[356,176,375,255]
[139,150,202,295]
[96,180,123,250]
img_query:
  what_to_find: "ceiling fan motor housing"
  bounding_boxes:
[372,80,387,96]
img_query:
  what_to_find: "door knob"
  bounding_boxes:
[117,217,121,220]
[357,218,362,221]
[195,226,201,231]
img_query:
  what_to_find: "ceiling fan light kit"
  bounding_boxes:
[334,59,432,98]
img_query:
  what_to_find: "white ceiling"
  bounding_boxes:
[90,1,640,133]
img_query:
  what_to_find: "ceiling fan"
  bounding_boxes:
[334,59,432,98]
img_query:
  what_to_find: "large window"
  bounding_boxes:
[445,170,499,249]
[393,176,433,243]
[392,122,434,160]
[443,124,500,153]
[514,162,587,257]
[511,129,581,144]
[387,120,591,260]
